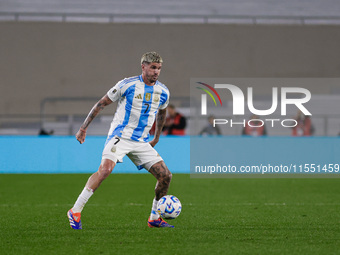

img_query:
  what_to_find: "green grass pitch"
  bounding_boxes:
[1,174,340,254]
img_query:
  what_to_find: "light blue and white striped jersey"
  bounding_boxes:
[106,75,170,143]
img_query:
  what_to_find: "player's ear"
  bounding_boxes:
[141,62,150,70]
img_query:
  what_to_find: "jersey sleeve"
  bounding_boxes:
[107,80,124,102]
[159,90,170,110]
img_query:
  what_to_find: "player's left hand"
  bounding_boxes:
[149,138,159,147]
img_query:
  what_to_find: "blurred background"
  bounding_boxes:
[1,0,340,137]
[2,4,340,253]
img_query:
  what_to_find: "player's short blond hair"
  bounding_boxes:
[141,52,163,65]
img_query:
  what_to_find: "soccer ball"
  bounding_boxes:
[157,195,182,219]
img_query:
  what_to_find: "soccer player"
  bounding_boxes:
[67,52,174,229]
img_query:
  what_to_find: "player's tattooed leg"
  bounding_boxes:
[149,161,172,200]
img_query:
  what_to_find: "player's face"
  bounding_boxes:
[142,62,162,85]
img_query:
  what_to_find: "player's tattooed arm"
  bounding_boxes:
[81,95,112,130]
[149,161,172,200]
[149,108,167,147]
[76,95,113,144]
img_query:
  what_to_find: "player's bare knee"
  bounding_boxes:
[165,171,172,185]
[98,160,115,179]
[98,168,111,179]
[162,164,172,184]
[150,161,172,183]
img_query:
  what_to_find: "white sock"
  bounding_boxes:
[150,198,160,220]
[72,187,94,213]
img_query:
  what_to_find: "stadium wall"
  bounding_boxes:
[1,136,339,174]
[1,22,340,115]
[0,136,190,173]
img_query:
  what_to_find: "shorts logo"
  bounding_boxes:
[111,146,116,153]
[112,89,117,94]
[145,93,151,101]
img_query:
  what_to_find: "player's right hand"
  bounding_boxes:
[76,128,87,144]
